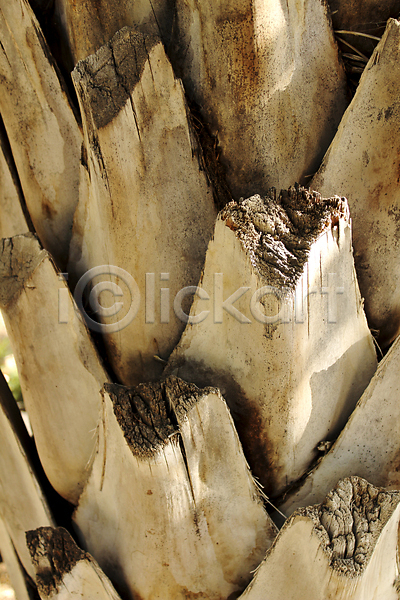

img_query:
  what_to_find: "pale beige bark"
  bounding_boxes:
[167,187,377,497]
[312,19,400,348]
[280,332,400,516]
[171,0,348,198]
[73,377,277,600]
[0,517,33,600]
[0,234,109,504]
[0,138,29,239]
[0,0,83,268]
[239,478,400,600]
[55,0,174,65]
[0,371,53,579]
[27,527,122,600]
[69,28,217,386]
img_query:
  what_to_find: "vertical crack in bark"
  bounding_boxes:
[103,377,216,459]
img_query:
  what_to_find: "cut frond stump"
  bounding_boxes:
[73,376,277,600]
[280,332,400,516]
[167,186,377,497]
[0,0,84,269]
[238,477,400,600]
[0,372,53,579]
[0,234,109,504]
[312,19,400,348]
[171,0,348,198]
[27,527,122,600]
[70,27,217,386]
[55,0,174,66]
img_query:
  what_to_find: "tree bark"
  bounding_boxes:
[27,527,123,600]
[0,234,109,504]
[312,19,400,348]
[69,27,217,385]
[239,478,400,600]
[73,377,277,600]
[170,0,348,198]
[0,0,83,268]
[1,1,400,598]
[279,331,400,516]
[167,186,377,496]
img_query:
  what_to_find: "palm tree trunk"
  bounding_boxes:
[1,0,400,598]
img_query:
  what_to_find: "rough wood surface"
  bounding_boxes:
[27,527,122,599]
[54,0,174,65]
[167,186,377,497]
[0,234,109,504]
[0,371,53,580]
[0,0,83,268]
[239,477,400,600]
[73,376,277,600]
[0,127,30,239]
[312,19,400,348]
[279,333,400,516]
[171,0,348,199]
[69,28,217,386]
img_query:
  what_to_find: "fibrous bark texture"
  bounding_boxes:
[0,234,109,504]
[167,186,377,497]
[280,330,400,516]
[0,371,53,579]
[69,27,217,385]
[312,19,400,348]
[0,0,83,268]
[27,527,122,599]
[54,0,174,66]
[0,128,30,239]
[171,0,348,198]
[239,477,400,600]
[73,376,277,600]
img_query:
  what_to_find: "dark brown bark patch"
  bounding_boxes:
[221,184,347,290]
[104,376,218,457]
[26,527,85,596]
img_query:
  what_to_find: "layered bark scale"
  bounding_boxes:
[0,371,53,579]
[54,0,174,66]
[27,527,122,600]
[280,331,400,516]
[171,0,348,198]
[0,234,109,504]
[0,0,83,268]
[73,377,277,600]
[70,27,217,386]
[239,478,400,600]
[167,186,377,496]
[312,19,400,347]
